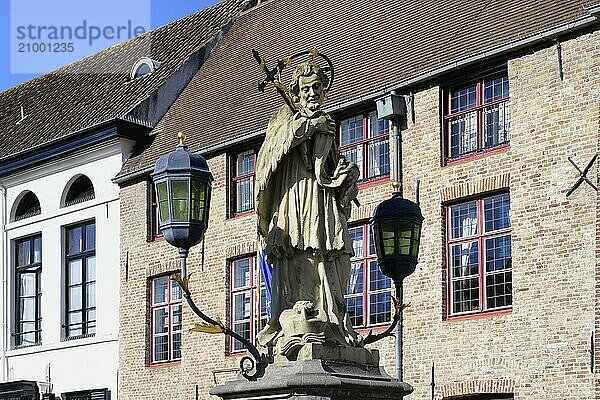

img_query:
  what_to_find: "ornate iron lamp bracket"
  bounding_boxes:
[172,274,270,381]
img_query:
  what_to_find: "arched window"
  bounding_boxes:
[63,175,95,207]
[129,57,160,80]
[13,191,41,221]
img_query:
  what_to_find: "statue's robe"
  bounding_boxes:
[255,105,358,351]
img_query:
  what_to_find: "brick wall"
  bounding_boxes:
[118,31,599,399]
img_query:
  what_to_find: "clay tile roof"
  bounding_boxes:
[116,0,597,182]
[0,0,250,163]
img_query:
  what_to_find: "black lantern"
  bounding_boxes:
[371,192,423,285]
[151,133,213,274]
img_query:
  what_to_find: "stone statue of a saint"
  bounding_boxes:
[255,61,360,357]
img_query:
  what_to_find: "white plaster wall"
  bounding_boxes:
[0,138,132,398]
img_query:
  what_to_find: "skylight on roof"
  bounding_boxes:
[130,57,160,80]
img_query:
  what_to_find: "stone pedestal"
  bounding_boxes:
[210,344,413,400]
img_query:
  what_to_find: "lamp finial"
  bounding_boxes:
[178,132,186,146]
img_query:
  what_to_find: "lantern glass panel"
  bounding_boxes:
[398,221,412,255]
[191,179,206,221]
[381,221,395,256]
[156,182,169,223]
[171,180,189,220]
[411,224,421,257]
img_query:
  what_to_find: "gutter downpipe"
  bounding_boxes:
[0,181,8,382]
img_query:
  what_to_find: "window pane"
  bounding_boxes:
[85,223,95,251]
[450,201,478,239]
[67,226,82,254]
[153,277,168,304]
[368,111,388,137]
[171,180,188,220]
[367,137,390,178]
[172,304,182,331]
[172,332,182,359]
[340,116,363,145]
[171,279,182,301]
[450,85,477,113]
[19,273,36,296]
[237,151,255,176]
[259,287,268,329]
[398,221,412,256]
[191,180,205,220]
[17,240,30,266]
[33,237,42,263]
[340,145,363,180]
[449,111,477,157]
[68,312,82,336]
[68,260,82,285]
[233,322,250,351]
[485,235,512,272]
[234,293,251,321]
[20,298,35,320]
[68,286,82,310]
[156,182,169,223]
[154,308,168,334]
[346,262,363,294]
[86,257,96,282]
[368,228,376,255]
[369,291,391,324]
[86,282,96,308]
[483,101,510,149]
[452,277,479,313]
[233,259,251,288]
[345,296,363,327]
[484,193,511,232]
[369,261,391,291]
[86,309,96,323]
[484,75,509,102]
[381,222,395,256]
[154,335,168,362]
[348,227,364,258]
[451,241,479,278]
[486,270,512,309]
[236,177,254,213]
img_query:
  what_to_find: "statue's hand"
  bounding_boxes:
[310,115,336,136]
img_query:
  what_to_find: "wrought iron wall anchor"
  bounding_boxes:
[172,274,270,381]
[566,154,598,197]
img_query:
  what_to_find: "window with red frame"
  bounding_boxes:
[344,224,392,327]
[150,275,182,363]
[447,193,512,316]
[148,181,162,241]
[230,256,268,352]
[444,73,510,160]
[231,150,256,216]
[339,111,390,181]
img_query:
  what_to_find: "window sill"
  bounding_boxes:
[147,360,181,369]
[13,342,42,350]
[227,210,255,221]
[357,176,390,190]
[354,323,392,335]
[64,333,96,341]
[445,144,509,167]
[445,307,512,322]
[147,235,164,243]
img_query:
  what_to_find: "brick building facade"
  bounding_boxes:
[114,1,600,399]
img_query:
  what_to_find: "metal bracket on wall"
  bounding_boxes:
[566,154,598,197]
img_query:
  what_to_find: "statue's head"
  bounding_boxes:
[289,61,329,113]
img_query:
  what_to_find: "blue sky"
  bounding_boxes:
[0,0,219,92]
